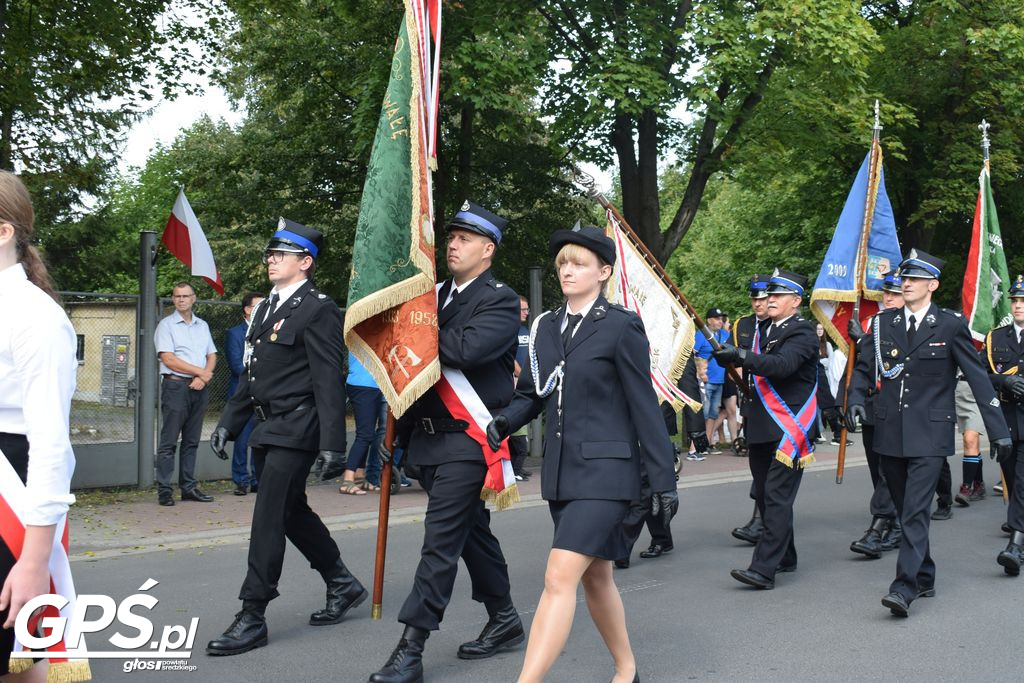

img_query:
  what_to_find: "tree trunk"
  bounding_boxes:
[611,110,639,234]
[0,0,13,170]
[635,107,662,259]
[455,101,474,204]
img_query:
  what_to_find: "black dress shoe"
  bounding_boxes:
[850,517,887,559]
[730,569,774,590]
[731,515,764,545]
[206,609,268,656]
[158,491,175,507]
[997,531,1024,576]
[916,586,936,598]
[310,562,368,625]
[614,558,630,569]
[880,519,902,551]
[881,592,910,617]
[182,488,214,502]
[234,483,248,496]
[776,563,797,573]
[1002,522,1012,534]
[369,625,429,683]
[457,603,524,659]
[931,503,953,521]
[639,544,673,559]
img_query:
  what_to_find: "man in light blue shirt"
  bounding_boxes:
[154,281,218,506]
[693,308,731,457]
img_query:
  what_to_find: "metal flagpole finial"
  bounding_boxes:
[569,165,601,200]
[979,119,991,161]
[873,99,882,133]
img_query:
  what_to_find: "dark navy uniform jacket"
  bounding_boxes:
[501,295,676,502]
[219,280,346,453]
[850,303,1009,457]
[732,313,767,416]
[983,324,1024,441]
[735,314,820,445]
[404,270,520,467]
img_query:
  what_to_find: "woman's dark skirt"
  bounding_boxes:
[548,499,630,561]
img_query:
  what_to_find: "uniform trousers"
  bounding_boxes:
[862,425,896,518]
[1001,440,1024,532]
[239,445,341,601]
[748,441,802,578]
[879,455,944,601]
[621,504,673,561]
[936,458,953,507]
[398,460,511,630]
[156,377,209,494]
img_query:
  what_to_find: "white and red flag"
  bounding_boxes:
[161,189,224,295]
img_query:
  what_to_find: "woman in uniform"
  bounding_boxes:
[0,171,84,681]
[486,225,677,683]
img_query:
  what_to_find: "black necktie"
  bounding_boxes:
[263,293,279,322]
[445,287,458,309]
[562,313,582,350]
[907,315,917,346]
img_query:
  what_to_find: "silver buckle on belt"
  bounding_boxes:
[420,418,435,435]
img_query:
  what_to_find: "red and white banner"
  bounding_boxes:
[0,448,90,680]
[434,367,518,511]
[162,189,224,296]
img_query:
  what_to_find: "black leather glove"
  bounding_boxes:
[845,404,866,433]
[317,450,346,481]
[486,415,510,452]
[394,414,414,450]
[1005,375,1024,400]
[651,490,679,528]
[688,431,710,454]
[822,406,841,424]
[711,343,745,366]
[210,427,231,460]
[991,437,1013,463]
[847,317,865,342]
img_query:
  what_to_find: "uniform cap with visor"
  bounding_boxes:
[446,200,507,245]
[748,274,770,299]
[766,268,808,297]
[896,248,944,280]
[263,217,324,263]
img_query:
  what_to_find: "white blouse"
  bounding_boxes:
[0,263,77,525]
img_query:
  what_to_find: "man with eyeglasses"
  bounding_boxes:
[153,280,217,506]
[206,218,362,656]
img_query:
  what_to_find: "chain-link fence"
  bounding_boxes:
[63,292,242,446]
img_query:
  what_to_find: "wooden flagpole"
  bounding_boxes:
[371,411,396,620]
[836,101,883,484]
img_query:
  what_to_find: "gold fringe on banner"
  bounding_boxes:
[8,659,92,682]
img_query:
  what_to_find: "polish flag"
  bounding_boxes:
[161,189,224,295]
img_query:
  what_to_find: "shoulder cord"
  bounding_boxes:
[529,310,565,398]
[874,315,904,379]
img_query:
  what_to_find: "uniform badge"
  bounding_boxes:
[277,217,286,230]
[270,334,278,342]
[991,398,1001,407]
[460,200,471,211]
[909,247,918,260]
[890,348,898,357]
[771,267,780,277]
[271,319,284,341]
[997,364,1004,372]
[925,313,936,325]
[571,220,582,232]
[883,363,890,371]
[318,293,326,299]
[893,314,902,324]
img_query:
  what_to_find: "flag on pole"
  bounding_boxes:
[161,189,224,295]
[604,210,701,412]
[963,164,1012,342]
[344,0,441,418]
[810,142,902,354]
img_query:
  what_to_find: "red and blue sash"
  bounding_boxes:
[751,324,818,468]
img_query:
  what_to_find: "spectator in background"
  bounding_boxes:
[154,281,217,506]
[510,295,532,481]
[693,308,731,457]
[338,352,384,495]
[226,291,265,496]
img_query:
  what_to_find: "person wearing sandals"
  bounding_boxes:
[339,352,385,496]
[486,225,678,683]
[207,219,365,655]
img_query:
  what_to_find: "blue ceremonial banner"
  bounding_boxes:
[811,145,903,353]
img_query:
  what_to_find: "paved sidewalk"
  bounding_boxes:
[69,440,869,559]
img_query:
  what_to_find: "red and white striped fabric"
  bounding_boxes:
[0,448,90,680]
[434,367,519,511]
[162,189,224,296]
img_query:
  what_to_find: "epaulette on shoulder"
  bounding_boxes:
[486,278,506,290]
[608,303,632,315]
[306,288,331,304]
[940,307,963,318]
[877,307,897,317]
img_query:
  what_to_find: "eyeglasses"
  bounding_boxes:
[262,250,296,264]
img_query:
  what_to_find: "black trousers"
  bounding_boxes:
[0,433,29,674]
[1001,440,1024,532]
[880,455,945,601]
[398,460,512,631]
[621,501,673,561]
[863,425,896,519]
[748,441,802,578]
[509,435,528,475]
[156,378,209,494]
[936,458,952,507]
[239,445,341,601]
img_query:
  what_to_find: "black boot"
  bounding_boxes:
[731,504,763,545]
[310,559,368,625]
[206,600,268,656]
[880,518,902,551]
[369,625,429,683]
[997,530,1024,577]
[850,517,887,559]
[456,600,525,660]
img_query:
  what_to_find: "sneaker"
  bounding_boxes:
[994,482,1004,495]
[514,474,524,481]
[829,438,855,446]
[708,447,723,455]
[687,452,707,462]
[969,481,986,501]
[954,483,972,507]
[399,475,413,488]
[814,436,827,444]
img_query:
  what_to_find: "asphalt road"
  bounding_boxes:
[72,463,1019,682]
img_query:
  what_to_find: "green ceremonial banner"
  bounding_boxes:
[343,2,439,417]
[963,166,1011,341]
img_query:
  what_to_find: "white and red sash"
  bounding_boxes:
[434,367,519,511]
[0,449,90,680]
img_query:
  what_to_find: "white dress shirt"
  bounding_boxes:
[0,263,78,526]
[264,278,309,320]
[560,297,598,336]
[442,276,479,309]
[1014,322,1024,345]
[903,305,928,331]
